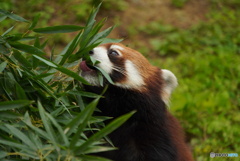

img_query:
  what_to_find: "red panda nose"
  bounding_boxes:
[89,50,94,55]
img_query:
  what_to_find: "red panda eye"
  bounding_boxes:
[109,50,119,56]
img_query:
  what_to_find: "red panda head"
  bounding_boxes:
[79,43,178,104]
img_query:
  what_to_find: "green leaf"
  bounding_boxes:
[86,3,101,27]
[5,124,37,150]
[95,66,114,84]
[32,72,55,80]
[101,38,123,44]
[10,42,46,55]
[38,101,59,149]
[84,146,117,154]
[23,112,50,140]
[97,71,104,86]
[0,44,10,54]
[15,83,28,100]
[0,151,7,159]
[79,18,105,50]
[1,26,14,36]
[19,36,37,41]
[56,66,90,85]
[31,54,90,85]
[0,111,21,120]
[45,113,69,145]
[77,3,102,51]
[0,140,32,151]
[69,91,101,98]
[33,55,57,68]
[0,100,32,111]
[29,13,40,30]
[0,61,7,73]
[71,42,101,63]
[34,36,41,48]
[88,26,114,45]
[0,9,29,22]
[75,111,135,153]
[90,56,100,66]
[33,25,84,34]
[0,15,7,22]
[59,32,82,65]
[12,49,32,69]
[69,98,100,148]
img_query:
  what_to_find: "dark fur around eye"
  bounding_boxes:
[108,50,119,56]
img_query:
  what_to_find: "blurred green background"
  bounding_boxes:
[1,0,239,160]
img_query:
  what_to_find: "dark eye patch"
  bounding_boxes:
[107,49,126,83]
[108,49,119,56]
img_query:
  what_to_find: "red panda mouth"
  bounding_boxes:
[80,61,96,72]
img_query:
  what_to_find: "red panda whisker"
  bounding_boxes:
[112,67,127,76]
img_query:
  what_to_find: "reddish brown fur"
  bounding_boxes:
[166,111,194,161]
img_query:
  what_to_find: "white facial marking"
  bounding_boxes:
[110,45,124,51]
[80,71,100,86]
[161,69,178,106]
[91,46,114,74]
[115,60,145,89]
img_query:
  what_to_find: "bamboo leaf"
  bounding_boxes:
[0,61,7,73]
[69,98,100,148]
[68,90,101,98]
[23,112,50,140]
[12,49,32,69]
[10,42,46,55]
[101,38,123,44]
[1,26,14,36]
[5,124,37,151]
[0,9,29,22]
[0,111,21,120]
[56,66,90,85]
[0,151,7,159]
[74,111,135,153]
[33,55,57,68]
[95,67,114,84]
[31,72,55,80]
[0,100,32,111]
[0,140,32,151]
[71,42,101,63]
[31,54,90,85]
[0,15,7,22]
[15,83,28,100]
[38,101,58,148]
[83,146,117,154]
[0,44,10,54]
[33,25,84,34]
[59,32,82,65]
[45,112,69,145]
[29,14,40,30]
[88,26,114,45]
[86,3,101,27]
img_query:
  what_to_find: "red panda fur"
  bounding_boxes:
[81,43,194,161]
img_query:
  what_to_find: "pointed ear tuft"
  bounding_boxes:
[161,69,178,106]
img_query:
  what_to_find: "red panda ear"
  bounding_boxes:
[161,69,178,106]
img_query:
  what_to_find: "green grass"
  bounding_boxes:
[150,2,240,160]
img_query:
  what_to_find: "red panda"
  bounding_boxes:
[79,43,194,161]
